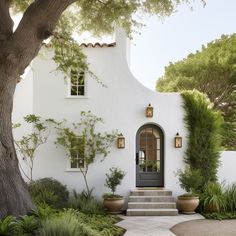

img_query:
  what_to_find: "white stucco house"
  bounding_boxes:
[13,28,235,215]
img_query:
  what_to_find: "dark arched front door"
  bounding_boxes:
[136,124,164,187]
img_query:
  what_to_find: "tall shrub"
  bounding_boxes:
[181,90,222,191]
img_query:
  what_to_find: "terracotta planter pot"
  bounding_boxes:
[177,196,199,214]
[103,197,124,214]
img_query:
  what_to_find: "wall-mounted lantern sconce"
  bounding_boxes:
[146,104,153,118]
[175,133,182,148]
[117,133,125,149]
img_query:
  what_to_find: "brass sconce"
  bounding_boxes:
[175,133,182,148]
[117,133,125,149]
[146,104,153,118]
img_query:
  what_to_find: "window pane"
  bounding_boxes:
[70,137,85,169]
[71,158,78,168]
[71,86,78,95]
[156,138,160,149]
[78,73,85,85]
[78,158,84,168]
[77,86,85,96]
[153,129,160,138]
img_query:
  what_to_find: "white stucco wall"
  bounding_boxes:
[218,151,236,184]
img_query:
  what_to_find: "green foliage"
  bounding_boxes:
[38,210,85,236]
[224,183,236,212]
[203,211,236,220]
[0,215,39,236]
[0,209,124,236]
[51,33,88,80]
[104,167,126,195]
[177,167,203,194]
[15,215,39,235]
[31,205,59,221]
[54,111,118,196]
[38,209,124,236]
[69,190,105,215]
[14,114,52,181]
[181,90,222,192]
[78,212,125,236]
[0,216,17,236]
[156,34,236,150]
[178,193,199,198]
[102,193,123,199]
[201,182,226,213]
[28,178,69,208]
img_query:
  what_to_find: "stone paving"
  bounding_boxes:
[116,214,204,236]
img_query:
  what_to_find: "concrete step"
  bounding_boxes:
[127,208,178,216]
[129,196,174,202]
[130,190,172,196]
[128,202,176,209]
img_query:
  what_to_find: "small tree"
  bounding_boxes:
[14,115,52,181]
[104,167,126,197]
[55,111,117,197]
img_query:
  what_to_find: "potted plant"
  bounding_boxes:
[177,168,202,214]
[103,167,126,214]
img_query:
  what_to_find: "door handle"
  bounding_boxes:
[136,153,139,165]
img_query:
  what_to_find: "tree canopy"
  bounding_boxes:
[156,34,236,150]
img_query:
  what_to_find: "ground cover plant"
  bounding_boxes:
[0,177,125,235]
[68,190,105,215]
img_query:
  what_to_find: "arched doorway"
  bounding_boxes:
[136,124,164,187]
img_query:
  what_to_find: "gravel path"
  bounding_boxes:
[171,219,236,236]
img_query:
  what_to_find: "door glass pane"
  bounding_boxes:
[156,138,160,150]
[138,127,161,173]
[153,129,160,138]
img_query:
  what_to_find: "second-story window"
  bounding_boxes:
[70,70,85,96]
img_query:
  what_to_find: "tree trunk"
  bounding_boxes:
[0,0,76,217]
[0,69,35,218]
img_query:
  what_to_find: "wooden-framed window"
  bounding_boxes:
[68,70,86,97]
[69,137,85,170]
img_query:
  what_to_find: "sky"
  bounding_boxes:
[130,0,236,90]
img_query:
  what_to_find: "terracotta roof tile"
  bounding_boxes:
[79,42,116,48]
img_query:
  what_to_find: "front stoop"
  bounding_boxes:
[126,190,178,216]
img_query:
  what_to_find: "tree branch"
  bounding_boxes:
[8,0,76,75]
[0,0,13,40]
